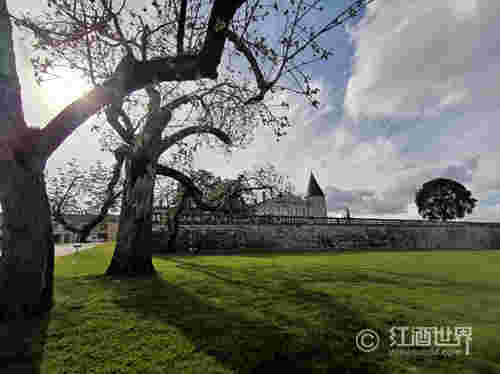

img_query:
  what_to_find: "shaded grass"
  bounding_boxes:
[4,245,500,373]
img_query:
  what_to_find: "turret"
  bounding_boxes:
[305,172,327,217]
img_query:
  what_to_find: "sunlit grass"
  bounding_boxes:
[5,245,500,373]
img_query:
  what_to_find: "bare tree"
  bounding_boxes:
[46,157,124,242]
[0,0,374,318]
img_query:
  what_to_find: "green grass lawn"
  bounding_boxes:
[3,245,500,373]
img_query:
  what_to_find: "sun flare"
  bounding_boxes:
[42,68,91,112]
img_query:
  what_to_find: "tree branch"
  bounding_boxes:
[199,0,247,78]
[52,211,81,235]
[80,149,124,235]
[158,125,232,157]
[105,97,134,144]
[99,0,133,56]
[54,175,82,217]
[26,0,250,158]
[142,85,232,153]
[141,93,194,151]
[177,0,187,55]
[155,164,224,212]
[225,29,270,103]
[39,53,204,157]
[54,148,125,241]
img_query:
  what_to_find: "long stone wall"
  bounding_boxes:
[152,222,500,252]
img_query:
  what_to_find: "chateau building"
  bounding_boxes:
[253,172,327,217]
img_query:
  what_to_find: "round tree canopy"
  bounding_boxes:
[415,178,477,221]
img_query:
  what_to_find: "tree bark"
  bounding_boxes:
[0,160,54,320]
[0,3,54,320]
[106,156,156,277]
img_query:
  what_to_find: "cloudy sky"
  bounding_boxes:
[9,0,500,221]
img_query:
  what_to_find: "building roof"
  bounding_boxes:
[306,172,324,197]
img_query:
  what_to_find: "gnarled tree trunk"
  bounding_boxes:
[0,8,54,320]
[0,161,54,320]
[106,156,156,276]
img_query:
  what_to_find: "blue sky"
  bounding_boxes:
[8,0,500,221]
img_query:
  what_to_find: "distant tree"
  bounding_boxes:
[155,163,293,251]
[183,163,295,215]
[415,178,477,222]
[46,157,124,242]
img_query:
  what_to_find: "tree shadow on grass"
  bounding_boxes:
[98,268,395,374]
[363,269,500,295]
[0,312,51,374]
[186,251,500,296]
[164,257,407,291]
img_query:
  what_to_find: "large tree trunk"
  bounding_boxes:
[0,161,54,320]
[0,7,55,320]
[106,157,156,277]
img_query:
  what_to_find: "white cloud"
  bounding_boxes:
[6,0,499,222]
[452,0,478,21]
[193,78,341,191]
[345,0,500,119]
[323,0,500,221]
[194,70,498,220]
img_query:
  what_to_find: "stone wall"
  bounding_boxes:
[152,222,500,253]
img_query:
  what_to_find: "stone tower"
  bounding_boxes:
[305,172,327,217]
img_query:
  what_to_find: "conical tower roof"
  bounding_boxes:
[306,172,324,197]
